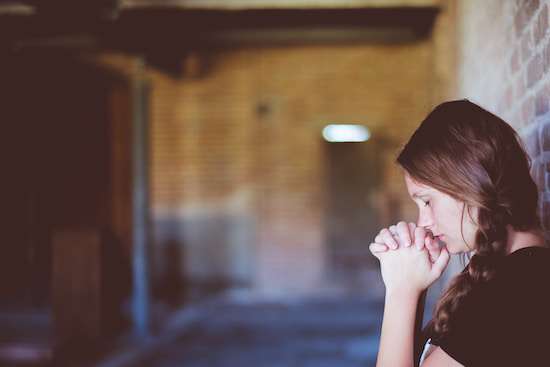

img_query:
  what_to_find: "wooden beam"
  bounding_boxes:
[121,0,440,10]
[110,7,439,54]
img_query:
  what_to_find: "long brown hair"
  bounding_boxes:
[396,99,543,337]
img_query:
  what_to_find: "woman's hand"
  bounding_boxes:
[378,240,449,294]
[369,221,450,294]
[369,221,442,263]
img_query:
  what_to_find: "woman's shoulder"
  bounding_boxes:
[505,244,550,259]
[498,245,550,279]
[424,247,550,366]
[480,245,550,315]
[458,245,550,313]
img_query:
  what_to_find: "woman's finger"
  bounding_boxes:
[408,222,417,247]
[430,245,450,278]
[389,225,397,236]
[424,234,431,251]
[427,235,441,262]
[381,228,399,249]
[388,225,401,246]
[396,221,412,247]
[427,234,439,250]
[369,242,389,253]
[429,247,441,263]
[374,233,390,244]
[415,226,426,250]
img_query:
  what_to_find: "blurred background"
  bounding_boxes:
[0,0,549,366]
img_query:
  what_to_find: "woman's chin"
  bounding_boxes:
[447,246,459,254]
[440,239,457,254]
[444,242,469,255]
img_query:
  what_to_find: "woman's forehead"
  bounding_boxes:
[404,174,440,200]
[404,173,431,191]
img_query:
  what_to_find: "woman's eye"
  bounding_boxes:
[423,200,430,207]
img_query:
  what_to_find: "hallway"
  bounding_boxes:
[2,1,550,365]
[126,296,384,367]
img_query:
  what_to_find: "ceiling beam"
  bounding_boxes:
[121,0,439,10]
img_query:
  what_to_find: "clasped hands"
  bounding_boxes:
[369,221,450,295]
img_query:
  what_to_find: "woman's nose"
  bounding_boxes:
[417,210,434,228]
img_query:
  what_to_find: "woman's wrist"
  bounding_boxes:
[385,286,422,301]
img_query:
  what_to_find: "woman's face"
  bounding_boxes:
[404,172,479,254]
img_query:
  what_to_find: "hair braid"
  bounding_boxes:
[432,203,508,335]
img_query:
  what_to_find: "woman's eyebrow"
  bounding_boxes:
[412,192,429,198]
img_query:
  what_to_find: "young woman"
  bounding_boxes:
[369,99,550,366]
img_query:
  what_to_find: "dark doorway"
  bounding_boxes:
[323,140,384,290]
[0,52,125,312]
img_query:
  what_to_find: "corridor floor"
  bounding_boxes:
[131,296,384,367]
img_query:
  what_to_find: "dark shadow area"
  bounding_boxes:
[154,239,186,308]
[0,51,134,366]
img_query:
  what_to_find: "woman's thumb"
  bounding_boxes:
[430,245,450,279]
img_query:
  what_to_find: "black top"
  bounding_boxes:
[425,246,550,367]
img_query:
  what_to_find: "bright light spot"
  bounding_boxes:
[322,124,370,142]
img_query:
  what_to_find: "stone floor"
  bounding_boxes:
[126,295,385,367]
[0,311,54,366]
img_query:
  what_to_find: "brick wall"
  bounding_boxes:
[148,41,438,299]
[92,0,550,315]
[455,0,550,233]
